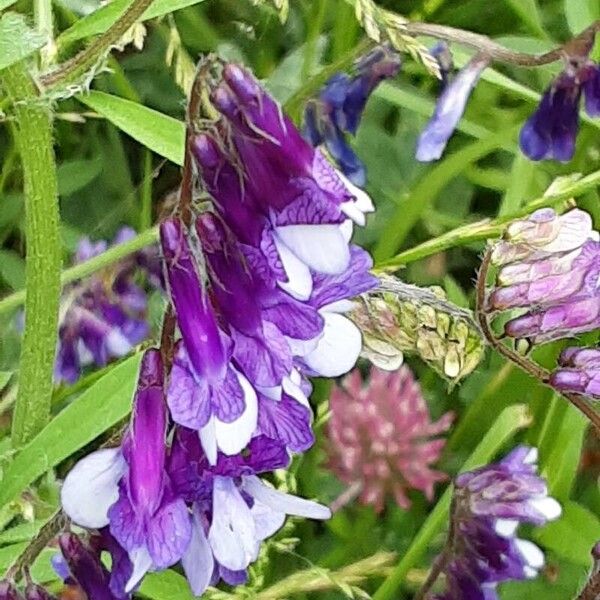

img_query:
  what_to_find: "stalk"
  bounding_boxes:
[0,63,62,447]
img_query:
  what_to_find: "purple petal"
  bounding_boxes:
[258,393,314,452]
[146,496,192,568]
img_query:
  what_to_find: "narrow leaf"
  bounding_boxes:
[77,91,185,165]
[58,0,208,46]
[565,0,599,36]
[0,12,45,71]
[0,353,142,509]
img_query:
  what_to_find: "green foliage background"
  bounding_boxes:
[0,0,600,598]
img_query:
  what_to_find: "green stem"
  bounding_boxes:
[254,551,395,599]
[0,63,62,448]
[0,226,159,317]
[38,0,155,91]
[373,404,532,600]
[374,168,600,272]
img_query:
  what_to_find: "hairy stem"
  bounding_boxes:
[403,20,600,67]
[375,168,600,271]
[0,63,62,448]
[254,551,396,600]
[475,248,600,434]
[38,0,154,91]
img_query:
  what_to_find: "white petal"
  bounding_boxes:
[199,419,218,466]
[340,220,354,243]
[255,384,282,401]
[494,518,519,538]
[336,170,374,222]
[215,370,258,456]
[273,235,313,300]
[303,313,361,377]
[515,539,545,569]
[182,512,215,597]
[322,299,355,314]
[61,448,126,528]
[340,201,366,226]
[284,335,321,357]
[125,546,153,592]
[251,500,286,541]
[275,225,350,275]
[282,374,310,408]
[529,496,562,521]
[242,475,331,520]
[524,447,538,465]
[106,329,132,357]
[209,477,257,571]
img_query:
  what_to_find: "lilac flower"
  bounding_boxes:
[161,217,257,463]
[433,446,561,599]
[327,365,453,512]
[168,430,330,595]
[0,582,23,600]
[57,533,120,600]
[550,346,600,398]
[487,208,600,343]
[55,227,157,384]
[23,585,56,600]
[520,56,600,161]
[303,45,401,185]
[416,53,489,162]
[61,349,192,592]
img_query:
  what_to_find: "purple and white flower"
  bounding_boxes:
[416,53,489,162]
[61,349,192,592]
[550,346,600,398]
[433,446,561,599]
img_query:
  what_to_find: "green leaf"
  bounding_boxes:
[0,543,56,582]
[536,501,600,566]
[500,0,547,38]
[58,0,208,46]
[0,520,44,544]
[0,12,46,72]
[0,0,18,11]
[541,402,587,500]
[77,91,185,165]
[373,404,532,600]
[0,371,12,392]
[140,569,196,600]
[57,157,103,196]
[0,353,142,509]
[565,0,599,36]
[0,249,25,290]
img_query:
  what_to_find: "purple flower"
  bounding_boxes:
[550,346,600,398]
[55,227,157,384]
[487,208,600,343]
[168,430,330,595]
[520,56,600,161]
[304,45,401,185]
[0,582,23,600]
[416,53,489,162]
[23,585,55,600]
[161,217,258,463]
[434,446,561,599]
[57,533,120,600]
[61,349,192,592]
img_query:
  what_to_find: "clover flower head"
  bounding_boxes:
[327,365,453,512]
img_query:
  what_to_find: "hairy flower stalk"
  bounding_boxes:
[57,60,377,596]
[351,276,485,385]
[327,365,453,512]
[423,447,561,599]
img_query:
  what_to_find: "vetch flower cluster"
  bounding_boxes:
[58,62,377,597]
[520,38,600,161]
[55,227,160,384]
[487,207,600,343]
[327,365,452,512]
[304,45,401,186]
[432,446,561,599]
